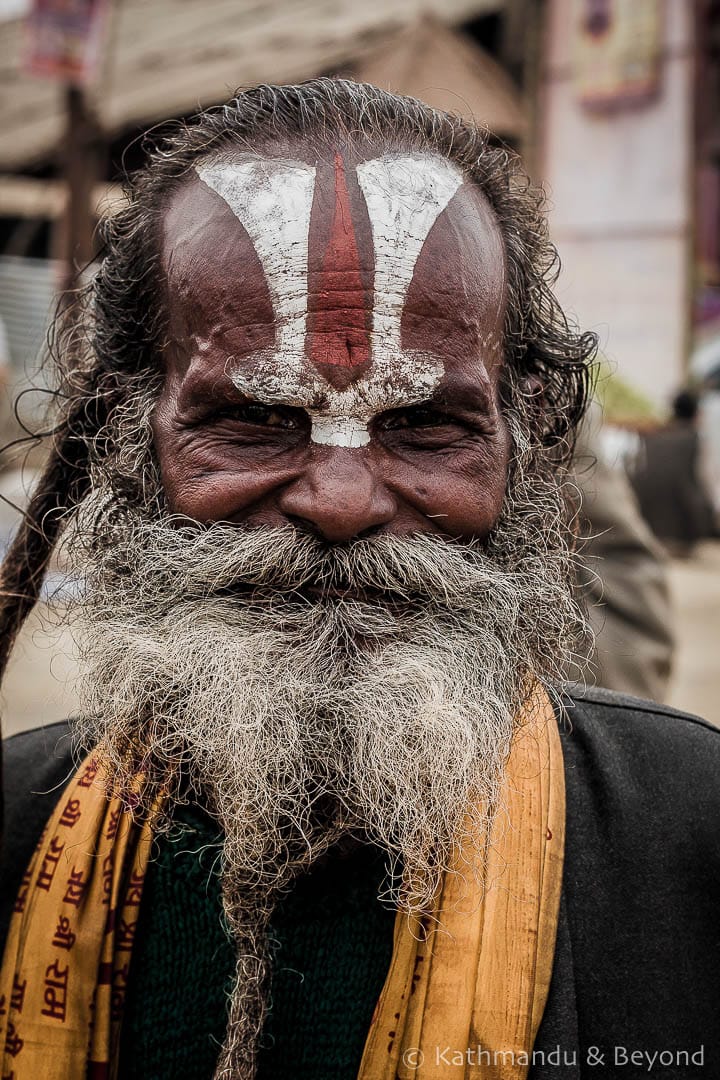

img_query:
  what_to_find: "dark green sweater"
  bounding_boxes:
[118,804,396,1079]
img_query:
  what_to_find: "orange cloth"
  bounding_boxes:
[359,686,565,1079]
[0,755,157,1078]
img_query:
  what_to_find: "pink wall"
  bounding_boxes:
[539,0,694,409]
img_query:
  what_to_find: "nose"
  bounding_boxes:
[277,448,397,542]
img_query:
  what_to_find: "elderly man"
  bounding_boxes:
[0,81,718,1079]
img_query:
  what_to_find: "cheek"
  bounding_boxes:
[387,428,511,539]
[151,401,294,521]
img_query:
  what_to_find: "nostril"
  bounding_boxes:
[283,514,386,544]
[283,514,326,540]
[355,523,386,540]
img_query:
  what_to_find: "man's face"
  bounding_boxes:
[72,133,580,1075]
[152,147,510,542]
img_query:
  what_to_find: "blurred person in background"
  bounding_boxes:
[573,403,675,702]
[0,82,718,1080]
[630,388,717,557]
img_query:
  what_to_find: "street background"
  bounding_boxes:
[0,0,718,733]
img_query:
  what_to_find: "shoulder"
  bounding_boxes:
[3,720,75,816]
[1,721,75,945]
[557,684,720,861]
[3,717,75,771]
[559,682,719,762]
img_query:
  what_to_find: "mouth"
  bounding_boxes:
[214,581,420,610]
[297,584,383,602]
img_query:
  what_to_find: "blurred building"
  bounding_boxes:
[0,0,523,441]
[0,0,716,417]
[541,0,696,409]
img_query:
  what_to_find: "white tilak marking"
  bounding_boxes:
[196,161,315,359]
[194,155,464,447]
[356,155,463,354]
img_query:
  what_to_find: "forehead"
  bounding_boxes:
[160,148,506,376]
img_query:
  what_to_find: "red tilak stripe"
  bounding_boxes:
[307,153,370,368]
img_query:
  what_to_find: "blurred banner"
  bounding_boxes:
[23,0,109,85]
[573,0,663,110]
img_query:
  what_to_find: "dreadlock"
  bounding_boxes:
[0,77,597,701]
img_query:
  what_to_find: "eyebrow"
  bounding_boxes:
[431,371,498,413]
[177,350,498,405]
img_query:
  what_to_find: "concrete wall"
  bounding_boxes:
[539,0,694,409]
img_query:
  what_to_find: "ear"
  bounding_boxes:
[518,373,546,436]
[521,373,544,401]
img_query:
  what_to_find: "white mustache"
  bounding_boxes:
[97,520,528,609]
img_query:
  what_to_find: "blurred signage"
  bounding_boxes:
[23,0,110,85]
[573,0,663,110]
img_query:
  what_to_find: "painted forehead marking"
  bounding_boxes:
[196,159,315,360]
[194,154,465,447]
[307,153,369,371]
[355,156,462,353]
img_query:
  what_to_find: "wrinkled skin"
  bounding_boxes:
[152,146,510,543]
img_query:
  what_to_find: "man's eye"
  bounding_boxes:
[380,405,451,430]
[219,403,300,428]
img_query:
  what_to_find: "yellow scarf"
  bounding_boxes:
[359,687,565,1078]
[0,756,158,1078]
[0,687,564,1079]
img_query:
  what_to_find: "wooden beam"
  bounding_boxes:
[0,177,125,220]
[61,86,101,291]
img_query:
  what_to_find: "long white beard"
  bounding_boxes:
[68,498,583,1078]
